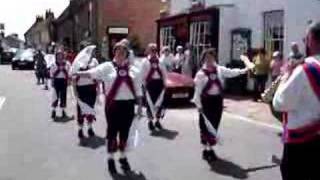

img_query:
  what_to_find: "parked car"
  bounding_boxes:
[165,72,194,103]
[133,58,195,104]
[11,49,35,70]
[0,51,15,64]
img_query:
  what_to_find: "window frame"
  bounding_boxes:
[263,10,284,58]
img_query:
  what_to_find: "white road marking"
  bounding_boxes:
[224,112,283,131]
[0,97,6,111]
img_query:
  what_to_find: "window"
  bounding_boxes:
[160,26,176,51]
[190,21,211,65]
[264,11,284,57]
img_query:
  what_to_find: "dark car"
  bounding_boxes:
[12,49,35,70]
[1,51,15,64]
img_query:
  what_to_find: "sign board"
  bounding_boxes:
[108,27,128,34]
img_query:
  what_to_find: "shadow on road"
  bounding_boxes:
[110,171,148,180]
[209,158,249,179]
[79,135,105,149]
[53,115,75,123]
[150,128,179,140]
[209,158,280,179]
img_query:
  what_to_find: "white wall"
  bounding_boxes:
[213,0,285,64]
[169,0,190,14]
[284,0,320,56]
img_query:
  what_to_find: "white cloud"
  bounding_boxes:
[0,0,69,40]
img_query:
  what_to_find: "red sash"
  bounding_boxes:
[105,63,136,107]
[201,67,222,96]
[303,62,320,101]
[53,62,68,79]
[146,56,163,83]
[283,62,320,143]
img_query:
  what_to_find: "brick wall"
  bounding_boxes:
[127,0,162,49]
[97,0,163,51]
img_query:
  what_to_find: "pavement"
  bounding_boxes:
[224,95,281,129]
[0,65,283,180]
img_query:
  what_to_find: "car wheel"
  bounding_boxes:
[11,65,16,70]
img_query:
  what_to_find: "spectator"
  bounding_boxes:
[270,51,284,81]
[184,43,193,77]
[173,45,184,73]
[159,46,174,71]
[252,48,270,101]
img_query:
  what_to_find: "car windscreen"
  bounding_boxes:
[13,50,24,59]
[20,49,34,61]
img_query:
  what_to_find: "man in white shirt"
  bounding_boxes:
[142,43,168,131]
[75,42,143,175]
[71,45,100,140]
[273,22,320,180]
[50,51,71,119]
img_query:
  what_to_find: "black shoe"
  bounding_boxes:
[88,128,95,137]
[44,85,49,90]
[207,150,218,162]
[78,129,84,139]
[62,111,67,118]
[202,150,210,160]
[148,121,155,131]
[155,121,163,130]
[119,158,131,173]
[51,110,56,119]
[108,159,118,175]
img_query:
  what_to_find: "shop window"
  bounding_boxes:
[264,10,284,58]
[160,26,176,51]
[190,21,211,65]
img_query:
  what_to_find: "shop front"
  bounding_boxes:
[157,7,220,64]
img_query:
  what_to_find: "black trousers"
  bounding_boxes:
[52,78,68,108]
[281,137,320,180]
[254,74,268,100]
[105,100,135,153]
[199,95,223,146]
[145,79,165,119]
[76,84,97,125]
[36,69,46,84]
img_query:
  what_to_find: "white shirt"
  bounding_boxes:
[88,61,143,100]
[192,64,248,108]
[273,56,320,130]
[128,49,136,64]
[159,54,174,71]
[142,56,168,84]
[50,61,71,79]
[74,58,99,86]
[174,53,185,69]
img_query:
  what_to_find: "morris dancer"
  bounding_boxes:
[50,51,71,119]
[75,42,143,175]
[142,43,167,131]
[192,48,249,162]
[71,46,99,140]
[273,22,320,180]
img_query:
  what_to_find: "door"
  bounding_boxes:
[107,27,129,58]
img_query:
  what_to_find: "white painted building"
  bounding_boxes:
[160,0,320,65]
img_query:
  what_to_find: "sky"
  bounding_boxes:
[0,0,69,40]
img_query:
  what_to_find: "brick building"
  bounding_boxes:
[54,0,166,58]
[96,0,165,57]
[55,0,98,51]
[24,10,55,51]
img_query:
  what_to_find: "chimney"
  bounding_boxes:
[45,9,55,19]
[160,0,170,18]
